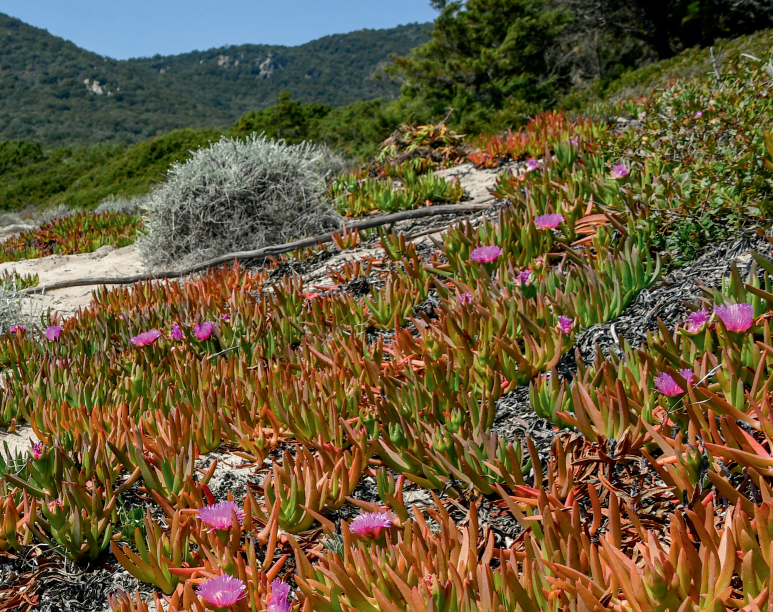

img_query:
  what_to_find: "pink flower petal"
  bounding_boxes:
[470,245,503,263]
[534,214,564,229]
[714,303,754,332]
[350,511,392,538]
[130,329,162,347]
[611,164,629,179]
[655,372,684,396]
[194,321,216,341]
[268,580,292,612]
[195,574,247,608]
[197,501,244,532]
[45,325,63,341]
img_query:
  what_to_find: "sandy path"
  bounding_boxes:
[0,244,145,318]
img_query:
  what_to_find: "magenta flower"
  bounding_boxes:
[458,292,473,305]
[31,441,44,460]
[350,511,392,538]
[714,303,754,332]
[130,329,162,347]
[470,245,503,264]
[611,164,629,179]
[9,325,25,334]
[221,313,231,322]
[525,159,539,172]
[194,321,216,341]
[198,501,244,532]
[170,323,183,341]
[195,574,247,608]
[534,214,564,230]
[694,111,704,119]
[680,369,695,385]
[655,372,684,397]
[685,309,710,333]
[44,325,63,341]
[557,316,573,334]
[268,580,292,612]
[515,269,532,286]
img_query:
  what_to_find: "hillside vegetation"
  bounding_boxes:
[0,14,428,146]
[4,26,773,214]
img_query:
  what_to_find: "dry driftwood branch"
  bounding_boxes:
[709,46,722,80]
[24,200,495,295]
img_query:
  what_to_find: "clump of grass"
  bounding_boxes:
[137,134,345,270]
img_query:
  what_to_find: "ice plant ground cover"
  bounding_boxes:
[0,211,141,262]
[2,53,773,612]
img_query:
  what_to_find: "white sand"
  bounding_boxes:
[0,244,145,318]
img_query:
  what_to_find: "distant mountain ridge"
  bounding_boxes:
[0,14,430,146]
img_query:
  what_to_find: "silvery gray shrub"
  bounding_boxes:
[0,286,40,336]
[95,194,145,216]
[39,204,75,225]
[137,134,345,270]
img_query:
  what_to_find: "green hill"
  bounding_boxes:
[0,14,429,147]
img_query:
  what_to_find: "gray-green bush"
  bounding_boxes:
[137,134,345,270]
[95,194,145,216]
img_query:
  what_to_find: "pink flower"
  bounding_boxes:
[9,325,25,334]
[458,292,473,305]
[685,309,710,333]
[44,325,63,341]
[47,499,64,514]
[694,111,704,119]
[194,321,216,341]
[31,441,44,460]
[534,214,564,229]
[170,323,183,341]
[515,269,532,286]
[198,501,244,532]
[350,511,392,538]
[655,372,684,397]
[680,369,695,385]
[557,316,573,334]
[268,580,292,612]
[195,574,247,608]
[714,303,754,332]
[470,245,503,264]
[221,314,231,322]
[525,159,539,172]
[130,329,162,347]
[611,164,629,179]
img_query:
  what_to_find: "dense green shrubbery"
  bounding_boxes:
[390,0,773,131]
[3,23,773,218]
[0,14,427,147]
[0,129,220,212]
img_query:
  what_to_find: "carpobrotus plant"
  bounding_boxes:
[9,53,773,612]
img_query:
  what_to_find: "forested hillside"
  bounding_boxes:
[0,14,429,146]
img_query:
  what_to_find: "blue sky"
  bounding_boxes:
[1,1,437,60]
